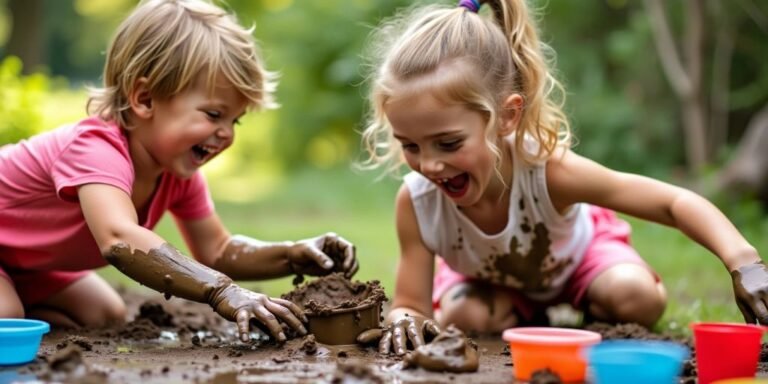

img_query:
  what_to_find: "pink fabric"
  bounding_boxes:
[0,117,214,304]
[432,205,658,320]
[0,267,89,307]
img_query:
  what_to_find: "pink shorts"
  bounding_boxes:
[432,205,659,320]
[0,266,89,307]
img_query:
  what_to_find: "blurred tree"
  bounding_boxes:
[5,0,43,73]
[644,0,707,170]
[719,104,768,204]
[644,0,768,174]
[542,1,682,174]
[0,56,49,144]
[227,0,411,169]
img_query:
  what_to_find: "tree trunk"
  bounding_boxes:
[644,0,709,172]
[6,0,44,73]
[718,103,768,202]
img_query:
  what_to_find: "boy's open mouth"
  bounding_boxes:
[437,173,469,198]
[192,144,218,164]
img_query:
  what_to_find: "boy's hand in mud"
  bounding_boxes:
[210,284,308,343]
[731,260,768,324]
[356,314,441,355]
[288,232,358,278]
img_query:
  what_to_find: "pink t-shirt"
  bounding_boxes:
[0,117,214,272]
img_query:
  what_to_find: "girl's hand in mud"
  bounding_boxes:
[731,260,768,324]
[288,232,358,278]
[356,314,441,355]
[211,284,308,342]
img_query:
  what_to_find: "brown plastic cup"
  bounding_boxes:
[307,301,382,345]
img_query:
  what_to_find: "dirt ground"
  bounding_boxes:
[2,287,768,384]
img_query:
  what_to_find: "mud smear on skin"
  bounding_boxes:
[3,290,766,383]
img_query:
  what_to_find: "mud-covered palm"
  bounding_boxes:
[287,232,358,278]
[732,261,768,324]
[210,284,307,343]
[356,314,441,355]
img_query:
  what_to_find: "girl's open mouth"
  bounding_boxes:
[438,173,469,199]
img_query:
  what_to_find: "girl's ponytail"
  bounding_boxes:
[486,0,571,161]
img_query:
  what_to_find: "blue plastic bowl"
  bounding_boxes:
[0,319,50,365]
[587,340,690,384]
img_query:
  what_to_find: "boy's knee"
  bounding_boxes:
[100,300,127,326]
[0,305,25,319]
[0,280,24,318]
[80,300,127,327]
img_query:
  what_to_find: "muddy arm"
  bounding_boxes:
[211,236,295,280]
[104,242,232,304]
[212,233,358,280]
[104,242,307,342]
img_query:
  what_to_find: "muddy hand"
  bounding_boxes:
[211,284,308,342]
[289,232,358,278]
[357,314,441,356]
[732,261,768,324]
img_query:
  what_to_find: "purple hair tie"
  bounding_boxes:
[458,0,481,13]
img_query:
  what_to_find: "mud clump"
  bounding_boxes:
[136,301,175,327]
[118,318,162,340]
[300,334,318,355]
[40,344,107,383]
[56,335,93,351]
[404,325,479,373]
[282,273,387,344]
[586,322,675,342]
[529,368,562,384]
[331,360,384,384]
[282,273,386,315]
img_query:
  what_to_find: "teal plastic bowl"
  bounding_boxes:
[0,319,50,365]
[587,340,690,384]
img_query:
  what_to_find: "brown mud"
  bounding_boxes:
[2,287,767,383]
[281,273,387,345]
[404,324,480,373]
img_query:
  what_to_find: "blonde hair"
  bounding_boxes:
[361,0,570,175]
[87,0,277,128]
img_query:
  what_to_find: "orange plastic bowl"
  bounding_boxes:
[502,327,602,382]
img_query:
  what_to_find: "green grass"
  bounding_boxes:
[97,166,764,335]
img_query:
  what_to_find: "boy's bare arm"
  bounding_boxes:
[177,215,358,279]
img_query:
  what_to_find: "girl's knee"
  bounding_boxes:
[438,284,495,332]
[438,283,518,333]
[588,265,666,328]
[611,283,666,327]
[439,297,492,332]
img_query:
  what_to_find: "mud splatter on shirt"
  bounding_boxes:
[403,135,594,301]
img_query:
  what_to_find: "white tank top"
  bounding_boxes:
[404,137,594,301]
